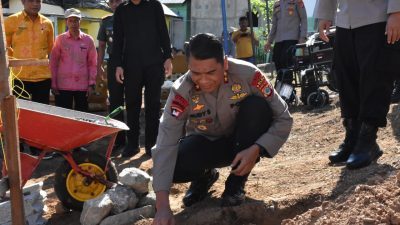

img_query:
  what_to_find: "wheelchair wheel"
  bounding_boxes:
[307,90,329,108]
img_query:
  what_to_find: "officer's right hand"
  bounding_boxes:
[153,191,175,225]
[153,207,175,225]
[318,19,332,43]
[115,66,124,84]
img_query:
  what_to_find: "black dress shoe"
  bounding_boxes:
[221,174,248,207]
[346,123,383,169]
[182,169,219,207]
[221,188,245,207]
[329,119,360,164]
[346,143,383,169]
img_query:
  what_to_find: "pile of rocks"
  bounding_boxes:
[80,167,156,225]
[0,182,47,225]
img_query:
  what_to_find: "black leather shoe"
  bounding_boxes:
[221,174,247,207]
[182,169,219,207]
[221,189,245,207]
[120,145,140,158]
[329,119,360,163]
[346,144,383,169]
[346,123,383,169]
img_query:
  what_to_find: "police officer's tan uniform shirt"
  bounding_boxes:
[314,0,400,29]
[267,0,308,44]
[152,58,293,192]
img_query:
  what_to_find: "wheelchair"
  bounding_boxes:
[274,27,337,108]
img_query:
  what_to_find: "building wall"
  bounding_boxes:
[190,0,255,38]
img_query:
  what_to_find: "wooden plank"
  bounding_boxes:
[0,1,26,224]
[9,59,49,67]
[1,96,26,225]
[0,1,10,102]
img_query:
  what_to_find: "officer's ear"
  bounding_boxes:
[223,56,228,71]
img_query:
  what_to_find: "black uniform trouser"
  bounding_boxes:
[273,40,298,72]
[173,96,273,185]
[334,23,394,127]
[107,58,126,146]
[13,79,51,104]
[55,90,88,112]
[124,62,164,150]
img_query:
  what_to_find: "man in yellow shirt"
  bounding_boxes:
[5,0,54,157]
[5,0,54,104]
[232,16,259,64]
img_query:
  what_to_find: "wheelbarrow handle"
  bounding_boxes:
[105,106,125,124]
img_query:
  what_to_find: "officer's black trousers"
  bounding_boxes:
[107,59,126,146]
[173,96,273,184]
[273,40,298,72]
[13,79,51,104]
[334,22,394,127]
[123,62,164,150]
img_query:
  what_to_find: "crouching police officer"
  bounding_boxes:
[152,33,293,225]
[315,0,400,169]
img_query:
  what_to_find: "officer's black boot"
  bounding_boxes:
[182,169,219,207]
[221,173,248,207]
[391,80,400,103]
[346,123,383,169]
[329,118,360,163]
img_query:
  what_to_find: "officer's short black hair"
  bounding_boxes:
[239,16,248,23]
[187,33,224,64]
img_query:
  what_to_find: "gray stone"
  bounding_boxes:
[99,205,155,225]
[0,183,46,225]
[106,185,138,214]
[118,168,151,194]
[137,192,156,208]
[80,194,113,225]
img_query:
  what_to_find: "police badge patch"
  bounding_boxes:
[171,94,188,118]
[251,71,274,98]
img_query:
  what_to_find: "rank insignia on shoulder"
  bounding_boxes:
[171,94,188,118]
[251,71,274,99]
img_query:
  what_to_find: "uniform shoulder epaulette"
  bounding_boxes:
[101,14,112,20]
[172,74,192,94]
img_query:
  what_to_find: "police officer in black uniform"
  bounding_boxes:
[316,0,400,169]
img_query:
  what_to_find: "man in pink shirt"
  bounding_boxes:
[50,8,97,112]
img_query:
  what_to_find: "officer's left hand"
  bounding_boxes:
[164,58,173,77]
[386,12,400,44]
[230,144,260,176]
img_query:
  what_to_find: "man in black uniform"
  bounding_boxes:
[112,0,173,157]
[97,0,124,155]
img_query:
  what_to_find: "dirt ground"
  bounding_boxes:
[21,94,400,225]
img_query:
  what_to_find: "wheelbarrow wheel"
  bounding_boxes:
[54,151,118,211]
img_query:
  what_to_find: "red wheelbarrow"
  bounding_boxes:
[0,99,129,210]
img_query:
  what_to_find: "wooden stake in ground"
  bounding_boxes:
[0,1,27,225]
